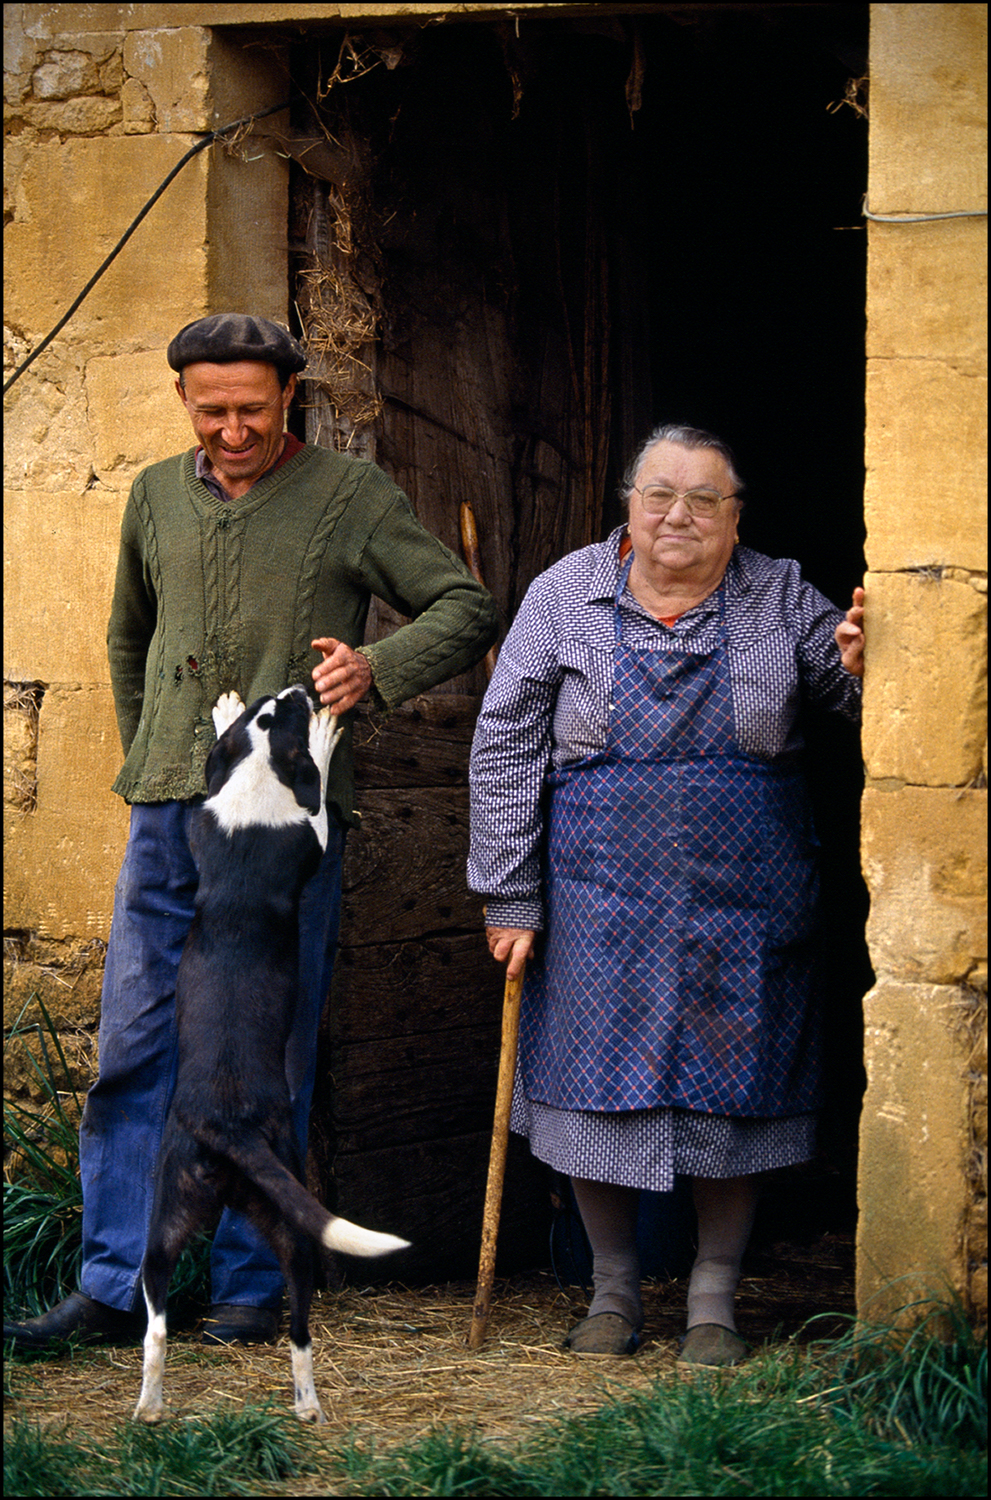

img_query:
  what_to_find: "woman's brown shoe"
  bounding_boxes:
[676,1322,747,1368]
[563,1312,639,1357]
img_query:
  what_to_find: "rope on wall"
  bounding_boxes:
[3,100,292,396]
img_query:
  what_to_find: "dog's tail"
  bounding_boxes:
[206,1129,410,1258]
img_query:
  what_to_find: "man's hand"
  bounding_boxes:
[486,927,535,981]
[835,586,865,677]
[311,637,373,714]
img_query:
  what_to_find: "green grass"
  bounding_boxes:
[4,1305,986,1498]
[330,1312,987,1497]
[4,1403,317,1497]
[4,998,86,1319]
[821,1299,987,1450]
[3,997,210,1324]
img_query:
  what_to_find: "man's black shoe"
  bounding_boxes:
[4,1291,143,1350]
[201,1303,281,1345]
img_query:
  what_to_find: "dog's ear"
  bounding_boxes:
[204,731,238,796]
[290,752,323,817]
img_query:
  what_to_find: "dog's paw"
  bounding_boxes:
[133,1400,165,1424]
[295,1402,327,1424]
[212,691,245,737]
[309,705,343,769]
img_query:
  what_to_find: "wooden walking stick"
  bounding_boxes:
[468,961,525,1349]
[460,493,519,1348]
[459,501,499,681]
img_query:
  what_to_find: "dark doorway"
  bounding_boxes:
[289,4,871,1278]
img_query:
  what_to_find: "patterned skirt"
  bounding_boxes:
[511,1082,816,1193]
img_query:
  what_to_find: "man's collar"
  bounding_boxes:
[193,433,294,498]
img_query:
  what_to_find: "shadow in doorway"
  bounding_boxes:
[289,3,872,1280]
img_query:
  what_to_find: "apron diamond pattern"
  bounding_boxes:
[519,555,822,1118]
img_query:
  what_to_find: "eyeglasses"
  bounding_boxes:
[632,485,739,519]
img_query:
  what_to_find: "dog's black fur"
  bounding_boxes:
[135,686,407,1424]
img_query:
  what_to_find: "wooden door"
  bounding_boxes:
[289,18,642,1276]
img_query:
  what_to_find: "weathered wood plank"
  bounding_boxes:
[329,934,502,1044]
[330,1038,500,1152]
[340,787,484,944]
[324,929,548,1277]
[328,936,505,1147]
[351,694,482,789]
[330,1133,550,1281]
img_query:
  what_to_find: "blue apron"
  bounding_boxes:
[518,553,822,1118]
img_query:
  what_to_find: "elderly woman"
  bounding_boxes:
[468,423,865,1365]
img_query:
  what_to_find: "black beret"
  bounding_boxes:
[167,313,307,375]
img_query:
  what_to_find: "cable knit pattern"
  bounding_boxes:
[288,464,360,670]
[108,444,498,823]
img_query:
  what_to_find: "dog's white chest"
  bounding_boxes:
[208,753,327,847]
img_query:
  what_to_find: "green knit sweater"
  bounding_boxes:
[107,443,499,825]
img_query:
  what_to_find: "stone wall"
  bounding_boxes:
[3,4,291,1078]
[857,3,987,1321]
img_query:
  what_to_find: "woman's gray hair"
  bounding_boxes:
[620,423,745,507]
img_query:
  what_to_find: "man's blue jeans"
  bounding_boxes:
[78,800,345,1315]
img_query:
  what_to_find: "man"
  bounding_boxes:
[5,313,499,1349]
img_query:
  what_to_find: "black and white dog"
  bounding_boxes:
[134,685,408,1425]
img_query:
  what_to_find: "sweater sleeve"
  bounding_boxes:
[350,490,499,710]
[106,485,158,755]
